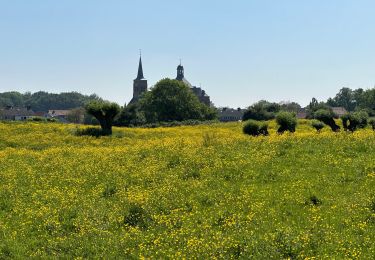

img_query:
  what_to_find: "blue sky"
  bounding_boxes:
[1,0,375,107]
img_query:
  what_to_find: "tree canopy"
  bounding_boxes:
[85,101,120,135]
[242,100,281,121]
[139,79,217,123]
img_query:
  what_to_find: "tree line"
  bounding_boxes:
[242,87,375,122]
[0,91,102,112]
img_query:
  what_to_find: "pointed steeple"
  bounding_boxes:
[136,56,144,80]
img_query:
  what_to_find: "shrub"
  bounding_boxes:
[276,112,297,134]
[243,120,268,136]
[341,111,369,132]
[314,109,340,132]
[341,114,350,131]
[74,127,110,137]
[243,120,260,136]
[311,120,325,132]
[355,110,369,128]
[123,204,150,229]
[258,122,269,136]
[29,116,45,122]
[369,118,375,130]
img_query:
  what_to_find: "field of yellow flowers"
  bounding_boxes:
[0,120,374,258]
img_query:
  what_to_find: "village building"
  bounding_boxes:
[331,107,348,118]
[175,64,211,106]
[218,107,245,122]
[129,56,211,106]
[0,106,35,121]
[48,110,71,122]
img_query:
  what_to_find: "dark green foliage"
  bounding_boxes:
[355,110,369,128]
[341,111,368,132]
[314,109,340,132]
[85,101,120,135]
[0,91,102,112]
[28,116,44,122]
[276,112,297,134]
[326,87,375,115]
[243,120,259,136]
[306,98,330,118]
[26,117,58,122]
[243,120,269,136]
[311,120,325,132]
[307,195,322,206]
[123,204,150,229]
[369,118,375,130]
[139,79,217,123]
[114,103,146,127]
[134,120,219,128]
[326,87,356,111]
[279,102,301,113]
[75,127,111,137]
[243,100,280,121]
[341,114,350,131]
[259,122,269,136]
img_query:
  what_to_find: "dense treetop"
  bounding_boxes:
[139,79,217,123]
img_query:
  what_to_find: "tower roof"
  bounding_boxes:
[136,56,145,80]
[176,63,184,81]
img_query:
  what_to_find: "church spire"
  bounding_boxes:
[136,55,144,80]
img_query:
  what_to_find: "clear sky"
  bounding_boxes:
[1,0,375,108]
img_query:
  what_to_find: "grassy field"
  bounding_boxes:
[0,121,374,258]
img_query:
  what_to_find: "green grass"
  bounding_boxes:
[0,121,374,258]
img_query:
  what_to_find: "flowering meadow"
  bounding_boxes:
[0,121,374,258]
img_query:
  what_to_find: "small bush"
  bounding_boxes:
[341,111,369,132]
[311,120,325,132]
[75,127,110,137]
[243,120,268,136]
[29,116,45,122]
[258,122,269,136]
[123,204,150,229]
[243,120,260,136]
[47,118,58,122]
[314,109,340,132]
[305,195,322,206]
[355,110,369,128]
[276,112,297,134]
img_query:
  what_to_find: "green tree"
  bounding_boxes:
[330,87,356,111]
[280,101,301,113]
[314,109,340,132]
[242,100,280,121]
[115,103,146,127]
[306,98,329,118]
[276,112,297,134]
[139,78,216,122]
[85,101,120,135]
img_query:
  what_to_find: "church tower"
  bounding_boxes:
[176,64,184,80]
[130,55,148,104]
